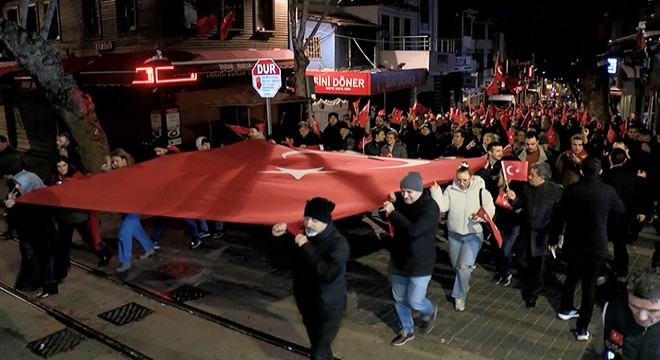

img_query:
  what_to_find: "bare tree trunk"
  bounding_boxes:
[289,0,331,97]
[0,18,109,173]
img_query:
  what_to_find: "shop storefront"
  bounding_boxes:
[305,68,427,129]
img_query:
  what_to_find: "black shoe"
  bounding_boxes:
[492,272,503,284]
[391,331,415,347]
[501,272,513,287]
[420,306,438,334]
[98,253,112,267]
[198,231,211,239]
[211,232,224,239]
[190,238,202,249]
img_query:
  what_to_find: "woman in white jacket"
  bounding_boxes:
[431,163,495,311]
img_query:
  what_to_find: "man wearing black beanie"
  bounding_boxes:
[272,197,350,360]
[383,172,440,347]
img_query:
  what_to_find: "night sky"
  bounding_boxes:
[463,0,648,80]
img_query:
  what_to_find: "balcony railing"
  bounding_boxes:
[381,35,458,53]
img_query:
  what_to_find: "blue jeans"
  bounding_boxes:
[391,274,435,333]
[447,232,483,299]
[117,213,154,264]
[198,220,223,233]
[497,225,520,276]
[150,217,199,242]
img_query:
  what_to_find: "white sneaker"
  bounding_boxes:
[139,249,156,259]
[116,262,131,273]
[575,329,590,341]
[455,298,465,312]
[557,309,579,320]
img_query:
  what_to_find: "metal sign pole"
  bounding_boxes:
[266,98,273,136]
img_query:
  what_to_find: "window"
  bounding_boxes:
[26,5,38,34]
[5,7,19,23]
[82,0,100,36]
[304,36,321,59]
[419,0,429,24]
[116,0,137,32]
[393,17,400,37]
[44,2,61,40]
[381,15,390,50]
[254,0,274,32]
[404,18,411,37]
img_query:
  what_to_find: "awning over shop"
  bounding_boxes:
[78,50,200,86]
[174,49,294,79]
[305,68,427,96]
[175,83,307,108]
[5,49,294,87]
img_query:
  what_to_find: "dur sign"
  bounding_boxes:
[252,58,282,98]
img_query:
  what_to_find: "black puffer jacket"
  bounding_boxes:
[291,222,350,310]
[387,190,440,276]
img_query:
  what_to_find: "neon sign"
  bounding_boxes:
[133,66,198,85]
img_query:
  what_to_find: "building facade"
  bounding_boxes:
[0,0,302,157]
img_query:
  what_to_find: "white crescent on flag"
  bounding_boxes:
[505,165,518,176]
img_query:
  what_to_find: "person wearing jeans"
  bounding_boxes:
[384,172,440,347]
[391,275,435,334]
[433,163,495,312]
[447,232,484,301]
[150,217,201,249]
[105,148,156,273]
[117,213,155,270]
[197,219,224,239]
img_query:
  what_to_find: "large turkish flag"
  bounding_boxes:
[18,140,486,225]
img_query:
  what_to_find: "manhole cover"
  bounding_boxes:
[166,285,211,302]
[151,261,204,280]
[27,328,85,358]
[98,302,154,326]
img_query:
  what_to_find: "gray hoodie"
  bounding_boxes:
[13,170,45,195]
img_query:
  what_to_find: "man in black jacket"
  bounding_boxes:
[602,148,652,282]
[553,157,625,341]
[507,162,563,307]
[383,172,440,346]
[271,197,349,360]
[595,267,660,360]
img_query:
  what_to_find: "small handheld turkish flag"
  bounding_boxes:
[501,160,529,182]
[495,189,513,210]
[475,206,502,248]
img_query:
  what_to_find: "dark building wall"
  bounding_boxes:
[1,0,289,56]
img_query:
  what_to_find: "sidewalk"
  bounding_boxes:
[58,212,658,359]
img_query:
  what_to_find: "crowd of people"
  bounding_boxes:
[272,99,660,357]
[1,96,660,358]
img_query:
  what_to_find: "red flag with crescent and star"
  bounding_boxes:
[502,144,513,156]
[545,122,558,148]
[18,141,487,226]
[353,101,370,128]
[495,189,513,210]
[494,55,506,82]
[486,79,499,96]
[474,206,502,248]
[607,125,617,144]
[391,108,403,124]
[219,10,235,41]
[501,160,529,182]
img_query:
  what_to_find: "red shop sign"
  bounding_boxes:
[306,70,371,96]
